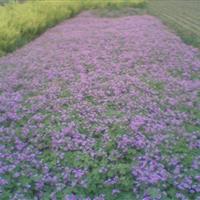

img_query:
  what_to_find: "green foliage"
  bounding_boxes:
[171,139,200,167]
[93,6,146,18]
[184,123,200,133]
[147,187,161,199]
[109,124,126,137]
[148,80,165,92]
[0,0,145,55]
[116,193,135,200]
[179,104,200,120]
[39,150,58,169]
[85,95,96,104]
[106,103,125,119]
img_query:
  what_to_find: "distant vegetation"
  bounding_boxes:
[0,0,145,56]
[148,0,200,48]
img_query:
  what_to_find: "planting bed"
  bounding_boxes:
[0,12,200,200]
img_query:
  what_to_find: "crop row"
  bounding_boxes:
[148,0,200,47]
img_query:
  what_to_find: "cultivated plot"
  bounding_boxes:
[0,12,200,200]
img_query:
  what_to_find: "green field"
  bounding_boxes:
[148,0,200,48]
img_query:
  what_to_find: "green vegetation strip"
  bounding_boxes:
[150,6,200,30]
[148,0,200,48]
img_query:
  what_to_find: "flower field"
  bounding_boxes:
[0,5,200,200]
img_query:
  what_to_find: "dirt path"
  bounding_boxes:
[0,12,200,200]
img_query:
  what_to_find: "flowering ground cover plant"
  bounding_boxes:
[0,11,200,200]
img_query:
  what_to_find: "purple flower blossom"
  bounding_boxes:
[130,116,147,131]
[112,189,120,195]
[0,177,8,186]
[104,176,119,186]
[65,194,77,200]
[72,169,87,179]
[117,132,147,151]
[132,156,169,184]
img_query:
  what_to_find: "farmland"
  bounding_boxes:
[148,0,200,48]
[0,1,200,200]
